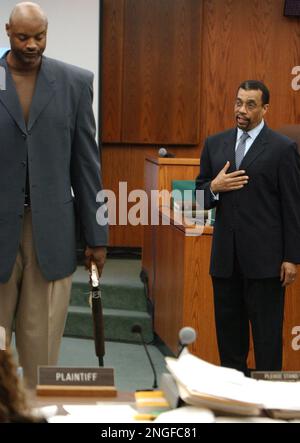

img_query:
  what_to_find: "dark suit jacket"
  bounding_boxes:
[0,54,108,283]
[196,125,300,278]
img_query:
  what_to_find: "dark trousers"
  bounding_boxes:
[212,261,285,374]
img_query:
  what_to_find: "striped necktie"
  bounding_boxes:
[235,132,250,169]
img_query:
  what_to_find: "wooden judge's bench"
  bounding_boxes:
[143,156,300,371]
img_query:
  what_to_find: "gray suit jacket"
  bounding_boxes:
[0,53,108,283]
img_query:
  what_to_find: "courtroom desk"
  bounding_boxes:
[142,157,200,301]
[30,391,134,409]
[153,207,300,370]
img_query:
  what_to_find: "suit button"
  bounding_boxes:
[21,161,26,167]
[22,133,27,139]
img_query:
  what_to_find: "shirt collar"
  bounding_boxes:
[237,119,265,141]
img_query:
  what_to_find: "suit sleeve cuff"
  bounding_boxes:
[210,187,219,200]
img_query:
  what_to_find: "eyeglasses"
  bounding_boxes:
[235,100,261,111]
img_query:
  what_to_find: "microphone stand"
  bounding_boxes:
[132,325,158,389]
[177,344,187,358]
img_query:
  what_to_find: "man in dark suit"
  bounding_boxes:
[196,80,300,374]
[0,2,108,387]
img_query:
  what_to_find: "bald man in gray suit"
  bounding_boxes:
[0,2,108,387]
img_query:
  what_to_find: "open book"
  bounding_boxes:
[166,353,300,419]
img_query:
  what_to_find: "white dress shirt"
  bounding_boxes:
[235,119,265,156]
[211,119,265,200]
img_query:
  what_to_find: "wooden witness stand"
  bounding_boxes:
[142,156,200,300]
[144,157,300,370]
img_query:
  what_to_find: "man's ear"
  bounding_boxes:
[262,103,269,116]
[6,24,10,37]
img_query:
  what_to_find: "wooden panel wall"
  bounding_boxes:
[101,0,300,247]
[102,0,202,144]
[200,0,300,138]
[122,0,201,144]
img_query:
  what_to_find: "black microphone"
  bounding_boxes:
[131,324,158,389]
[158,147,176,158]
[177,326,197,357]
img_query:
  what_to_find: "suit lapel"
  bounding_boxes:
[222,129,237,172]
[240,125,269,170]
[27,56,56,132]
[222,125,269,171]
[0,56,27,134]
[0,55,56,134]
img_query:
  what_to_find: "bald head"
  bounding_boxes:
[9,2,48,27]
[6,2,48,69]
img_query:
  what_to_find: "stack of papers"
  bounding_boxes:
[154,406,215,423]
[48,405,138,423]
[166,353,300,419]
[134,390,170,417]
